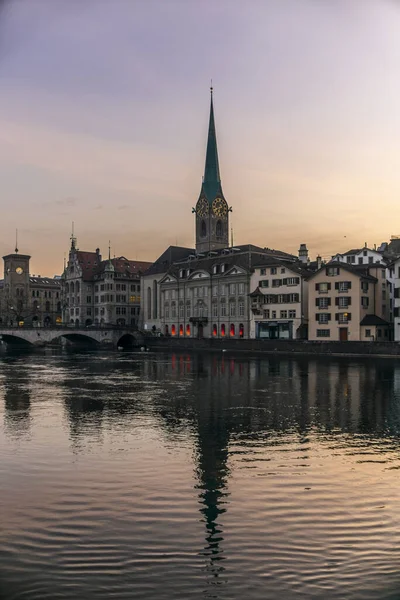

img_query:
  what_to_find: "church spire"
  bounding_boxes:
[201,87,222,203]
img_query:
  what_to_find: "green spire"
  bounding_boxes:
[201,87,223,203]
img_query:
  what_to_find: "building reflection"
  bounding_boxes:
[2,362,31,438]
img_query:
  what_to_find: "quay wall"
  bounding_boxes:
[145,337,400,357]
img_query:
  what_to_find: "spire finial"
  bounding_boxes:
[15,228,18,254]
[70,221,77,250]
[108,240,111,261]
[210,79,213,95]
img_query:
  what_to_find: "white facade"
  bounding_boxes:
[331,248,385,266]
[249,264,308,339]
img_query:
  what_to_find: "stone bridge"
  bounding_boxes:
[0,326,145,350]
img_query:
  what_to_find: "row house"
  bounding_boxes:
[62,238,151,326]
[249,259,311,339]
[308,263,390,341]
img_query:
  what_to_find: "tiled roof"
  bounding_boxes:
[360,314,390,326]
[307,262,377,282]
[144,246,194,276]
[99,257,151,276]
[29,277,61,286]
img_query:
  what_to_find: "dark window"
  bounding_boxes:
[201,220,207,238]
[216,220,223,237]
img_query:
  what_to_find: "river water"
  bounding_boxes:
[1,350,400,600]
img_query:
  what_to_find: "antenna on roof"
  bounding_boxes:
[231,227,234,248]
[15,229,18,254]
[70,221,77,250]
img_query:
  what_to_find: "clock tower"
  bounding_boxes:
[3,250,31,324]
[194,89,230,253]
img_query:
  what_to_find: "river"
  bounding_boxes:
[0,350,400,599]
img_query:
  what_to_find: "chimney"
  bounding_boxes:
[316,255,322,270]
[298,243,309,264]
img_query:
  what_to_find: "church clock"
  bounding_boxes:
[212,197,228,219]
[196,197,209,217]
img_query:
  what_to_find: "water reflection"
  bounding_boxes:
[2,351,400,599]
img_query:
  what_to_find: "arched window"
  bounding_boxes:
[70,282,75,294]
[239,323,244,338]
[221,323,226,337]
[230,323,235,337]
[76,281,80,293]
[212,324,217,337]
[201,220,207,238]
[171,324,176,336]
[153,280,158,319]
[216,220,223,237]
[147,286,152,320]
[65,283,69,294]
[179,324,184,336]
[165,324,169,335]
[186,324,191,336]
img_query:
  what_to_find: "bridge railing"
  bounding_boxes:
[0,324,140,332]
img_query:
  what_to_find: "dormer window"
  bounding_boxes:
[213,265,219,275]
[179,269,185,279]
[221,264,225,273]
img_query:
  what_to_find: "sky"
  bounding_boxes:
[1,0,400,276]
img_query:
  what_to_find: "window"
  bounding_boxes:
[271,267,277,275]
[130,295,136,303]
[281,268,286,274]
[318,297,329,309]
[201,220,207,237]
[272,311,276,318]
[165,306,170,318]
[239,324,244,338]
[318,313,330,324]
[239,302,244,317]
[361,282,369,293]
[186,324,191,336]
[238,283,245,295]
[280,310,287,318]
[212,303,218,317]
[369,257,373,264]
[229,283,236,295]
[263,309,270,319]
[220,264,225,273]
[326,267,340,276]
[221,323,226,337]
[229,302,236,317]
[179,288,184,299]
[212,324,217,337]
[377,328,382,338]
[186,302,191,317]
[213,265,219,275]
[216,220,223,237]
[338,312,351,324]
[212,285,218,296]
[171,304,177,318]
[358,257,363,264]
[346,256,352,263]
[272,279,282,287]
[381,269,385,278]
[289,310,296,318]
[95,296,99,304]
[179,304,184,318]
[286,277,299,286]
[203,286,208,297]
[317,329,330,337]
[220,284,226,296]
[230,323,235,337]
[86,296,92,304]
[316,282,330,293]
[259,280,269,288]
[260,269,266,275]
[365,329,371,337]
[220,301,227,317]
[337,281,351,292]
[363,250,367,256]
[338,297,350,308]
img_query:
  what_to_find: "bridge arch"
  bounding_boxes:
[0,334,34,347]
[117,333,141,350]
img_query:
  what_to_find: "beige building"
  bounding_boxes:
[308,262,390,341]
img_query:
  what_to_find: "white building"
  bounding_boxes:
[249,259,310,339]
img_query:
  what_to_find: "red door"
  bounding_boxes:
[339,328,348,341]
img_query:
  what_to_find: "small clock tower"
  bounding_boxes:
[3,249,31,324]
[194,89,230,253]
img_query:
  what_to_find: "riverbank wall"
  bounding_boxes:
[145,337,400,357]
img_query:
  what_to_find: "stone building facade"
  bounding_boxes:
[62,238,151,327]
[0,251,62,327]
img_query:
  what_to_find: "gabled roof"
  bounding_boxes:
[307,261,377,282]
[98,257,151,276]
[360,314,390,326]
[75,250,101,281]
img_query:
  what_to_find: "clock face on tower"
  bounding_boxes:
[196,197,209,217]
[212,197,228,218]
[15,267,24,275]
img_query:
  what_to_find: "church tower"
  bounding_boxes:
[194,89,230,253]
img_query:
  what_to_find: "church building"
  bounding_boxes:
[140,90,309,339]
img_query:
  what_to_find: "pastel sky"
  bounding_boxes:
[1,0,400,276]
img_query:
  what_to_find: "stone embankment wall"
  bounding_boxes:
[145,337,400,357]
